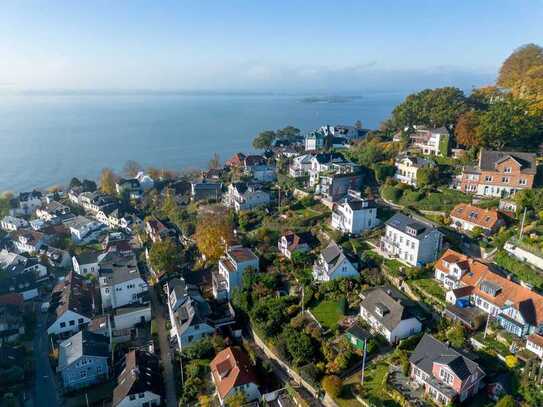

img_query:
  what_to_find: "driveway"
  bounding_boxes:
[150,286,178,407]
[33,308,62,407]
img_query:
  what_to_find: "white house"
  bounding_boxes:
[72,252,102,276]
[289,154,313,178]
[247,164,276,183]
[10,229,47,253]
[112,350,162,407]
[11,191,42,216]
[331,194,378,234]
[394,154,434,187]
[112,305,152,331]
[210,347,260,406]
[166,278,215,350]
[312,241,358,281]
[98,253,148,310]
[504,239,543,271]
[47,272,95,336]
[213,246,259,300]
[380,213,443,267]
[308,152,350,186]
[1,216,29,232]
[277,231,310,259]
[223,183,270,212]
[65,216,102,242]
[526,334,543,359]
[135,171,155,191]
[359,286,422,344]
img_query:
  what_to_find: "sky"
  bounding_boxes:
[0,0,542,93]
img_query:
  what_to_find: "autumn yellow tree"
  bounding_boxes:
[195,211,234,262]
[99,168,117,195]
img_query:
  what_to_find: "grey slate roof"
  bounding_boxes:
[360,286,418,331]
[319,241,353,277]
[76,251,102,265]
[409,334,484,382]
[385,213,438,240]
[479,149,536,174]
[58,330,109,370]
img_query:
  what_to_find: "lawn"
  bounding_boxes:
[409,278,446,302]
[335,362,400,407]
[310,300,343,330]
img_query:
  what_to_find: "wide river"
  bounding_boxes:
[0,92,405,192]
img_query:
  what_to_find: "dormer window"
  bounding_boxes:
[375,303,389,317]
[480,280,502,297]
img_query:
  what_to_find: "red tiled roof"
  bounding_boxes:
[210,347,257,400]
[450,203,501,230]
[528,333,543,348]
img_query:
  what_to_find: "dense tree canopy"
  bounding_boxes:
[148,238,181,276]
[475,96,540,150]
[392,87,467,131]
[194,211,234,262]
[252,130,276,149]
[498,44,543,99]
[276,126,301,141]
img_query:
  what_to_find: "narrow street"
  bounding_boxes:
[33,308,61,407]
[150,286,178,407]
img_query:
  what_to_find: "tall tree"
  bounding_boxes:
[476,96,540,150]
[276,126,301,141]
[123,160,142,178]
[69,177,82,189]
[498,44,543,94]
[194,211,234,262]
[99,168,117,195]
[148,238,181,276]
[252,130,276,150]
[455,111,481,147]
[392,87,467,131]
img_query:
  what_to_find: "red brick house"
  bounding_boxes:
[459,150,536,197]
[409,334,485,405]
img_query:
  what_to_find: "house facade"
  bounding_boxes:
[450,203,504,235]
[394,154,434,187]
[210,347,260,406]
[409,334,485,405]
[223,183,270,212]
[436,249,543,337]
[47,272,95,336]
[166,278,215,350]
[459,150,536,197]
[380,213,443,267]
[331,194,377,234]
[359,286,422,344]
[526,334,543,359]
[1,216,29,232]
[213,246,259,300]
[289,154,313,178]
[277,231,310,259]
[57,331,109,390]
[312,241,358,281]
[112,349,162,407]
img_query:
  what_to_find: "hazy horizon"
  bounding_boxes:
[1,1,540,92]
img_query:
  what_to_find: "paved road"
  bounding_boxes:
[150,286,178,407]
[33,309,62,407]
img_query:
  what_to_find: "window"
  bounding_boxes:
[139,393,144,398]
[502,177,510,183]
[78,318,84,324]
[129,395,136,401]
[69,320,75,326]
[60,322,66,328]
[80,371,87,378]
[504,167,512,173]
[484,176,492,182]
[440,368,453,385]
[519,179,527,186]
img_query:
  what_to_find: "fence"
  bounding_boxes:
[251,329,339,407]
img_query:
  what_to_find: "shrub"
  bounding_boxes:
[505,355,518,369]
[322,375,343,398]
[381,185,403,203]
